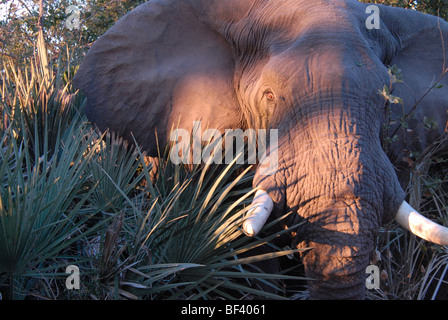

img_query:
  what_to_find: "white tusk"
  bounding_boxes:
[395,201,448,246]
[242,190,273,237]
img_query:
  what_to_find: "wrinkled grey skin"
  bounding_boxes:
[74,0,448,299]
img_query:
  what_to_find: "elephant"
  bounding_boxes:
[73,0,448,299]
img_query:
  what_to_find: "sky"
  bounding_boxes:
[0,1,26,21]
[0,3,8,21]
[0,1,86,22]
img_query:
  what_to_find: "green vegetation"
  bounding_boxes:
[375,65,448,299]
[0,0,447,300]
[0,32,304,299]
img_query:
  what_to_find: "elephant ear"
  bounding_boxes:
[73,1,242,156]
[379,6,448,161]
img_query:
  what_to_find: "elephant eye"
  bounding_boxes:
[265,91,275,101]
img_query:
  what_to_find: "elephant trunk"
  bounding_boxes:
[302,243,372,299]
[247,140,448,298]
[298,198,377,300]
[251,111,405,299]
[293,154,384,299]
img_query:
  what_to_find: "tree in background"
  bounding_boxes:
[359,0,448,20]
[1,0,146,70]
[1,0,448,73]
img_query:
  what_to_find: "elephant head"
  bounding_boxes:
[74,0,448,299]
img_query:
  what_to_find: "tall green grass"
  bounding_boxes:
[1,30,447,300]
[369,159,448,300]
[0,33,109,299]
[0,34,305,300]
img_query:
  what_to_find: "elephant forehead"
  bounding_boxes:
[232,0,361,49]
[229,0,396,86]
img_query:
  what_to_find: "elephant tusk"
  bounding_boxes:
[395,201,448,246]
[242,190,273,237]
